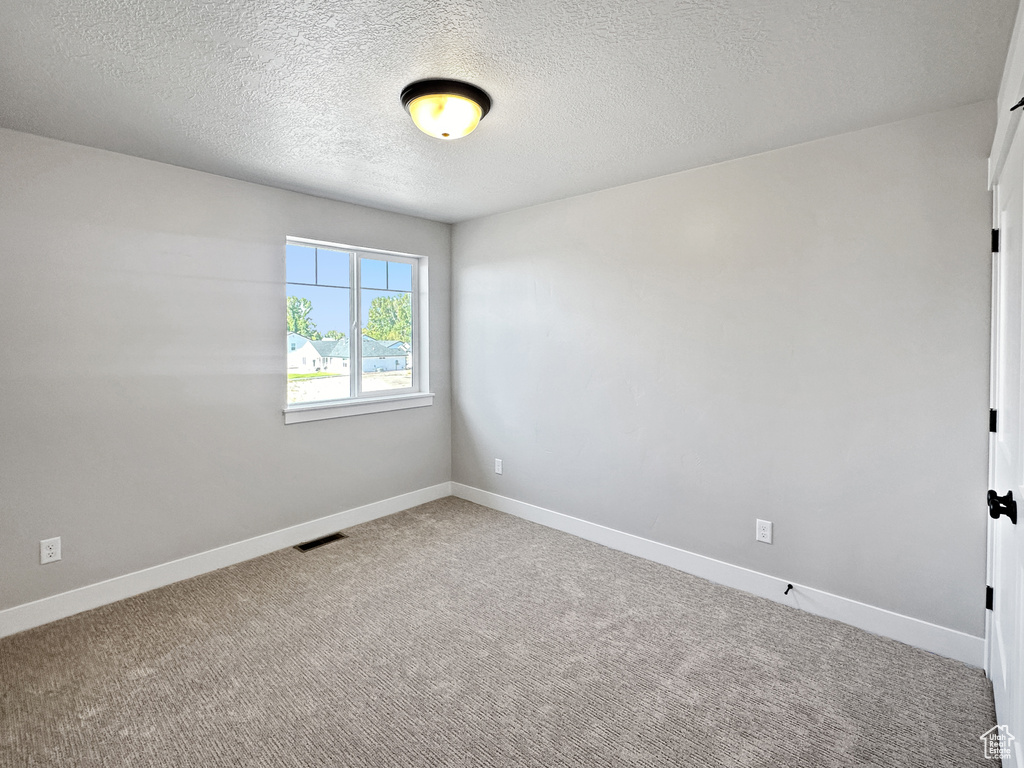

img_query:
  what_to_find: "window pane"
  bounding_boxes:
[286,242,422,410]
[316,248,350,287]
[360,258,388,289]
[361,287,412,392]
[286,243,316,284]
[286,282,351,405]
[388,261,412,291]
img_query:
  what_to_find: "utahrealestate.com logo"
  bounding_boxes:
[981,725,1015,760]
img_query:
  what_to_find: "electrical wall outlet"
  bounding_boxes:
[40,537,61,564]
[494,458,503,475]
[756,520,773,544]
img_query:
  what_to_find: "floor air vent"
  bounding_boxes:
[294,532,348,552]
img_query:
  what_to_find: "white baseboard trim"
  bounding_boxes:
[451,483,984,667]
[0,482,453,639]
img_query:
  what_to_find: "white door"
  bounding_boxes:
[989,115,1024,764]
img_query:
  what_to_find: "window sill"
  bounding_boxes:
[284,392,434,424]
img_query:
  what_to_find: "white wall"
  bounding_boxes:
[0,128,451,611]
[452,101,994,637]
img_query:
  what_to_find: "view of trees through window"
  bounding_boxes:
[286,242,415,405]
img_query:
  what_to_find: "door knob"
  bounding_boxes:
[988,490,1018,525]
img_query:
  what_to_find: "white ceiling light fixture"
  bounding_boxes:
[401,79,491,140]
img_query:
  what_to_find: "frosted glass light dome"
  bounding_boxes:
[401,80,491,140]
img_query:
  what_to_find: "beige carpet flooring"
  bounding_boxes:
[0,496,997,767]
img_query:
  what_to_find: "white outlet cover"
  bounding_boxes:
[40,536,61,564]
[494,458,503,475]
[756,520,773,544]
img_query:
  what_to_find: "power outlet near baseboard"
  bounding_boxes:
[40,537,61,564]
[756,520,773,544]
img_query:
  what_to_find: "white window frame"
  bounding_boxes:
[284,236,432,424]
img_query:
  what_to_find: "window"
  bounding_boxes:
[284,237,431,423]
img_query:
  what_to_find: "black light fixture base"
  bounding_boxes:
[400,79,491,118]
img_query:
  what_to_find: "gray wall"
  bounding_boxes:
[0,128,451,611]
[1,101,996,639]
[451,101,994,636]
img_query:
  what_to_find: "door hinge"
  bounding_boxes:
[991,409,998,433]
[987,585,994,610]
[993,229,1000,253]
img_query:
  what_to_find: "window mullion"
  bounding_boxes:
[411,258,419,393]
[350,253,362,398]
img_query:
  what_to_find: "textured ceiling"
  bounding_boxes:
[0,1,1017,222]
